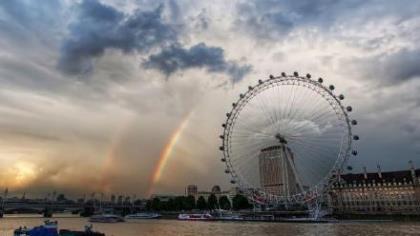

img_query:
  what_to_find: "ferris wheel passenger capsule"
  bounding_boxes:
[225,169,230,174]
[219,146,224,151]
[351,120,357,125]
[226,112,231,117]
[222,123,226,128]
[239,93,244,99]
[318,78,323,83]
[329,85,335,90]
[339,94,345,100]
[258,79,263,84]
[221,158,226,162]
[230,180,236,184]
[293,71,299,77]
[346,106,353,112]
[248,86,253,90]
[306,73,311,79]
[353,135,359,141]
[232,103,236,107]
[269,74,274,79]
[281,72,286,76]
[352,150,358,156]
[219,135,224,139]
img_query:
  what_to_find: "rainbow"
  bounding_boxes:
[147,112,192,197]
[100,115,135,193]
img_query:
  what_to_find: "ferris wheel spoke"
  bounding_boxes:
[243,101,277,134]
[284,83,313,127]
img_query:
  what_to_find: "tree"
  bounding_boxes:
[207,194,218,210]
[232,194,251,210]
[145,200,152,211]
[219,195,231,210]
[56,194,66,202]
[166,198,176,211]
[174,196,186,211]
[151,197,161,211]
[185,195,196,210]
[196,196,207,210]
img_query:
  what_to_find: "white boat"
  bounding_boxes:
[178,213,214,221]
[125,212,161,219]
[89,214,125,223]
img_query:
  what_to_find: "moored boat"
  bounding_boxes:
[13,220,105,236]
[89,214,125,223]
[211,209,244,221]
[125,212,161,219]
[178,213,214,221]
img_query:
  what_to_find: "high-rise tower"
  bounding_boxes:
[258,145,299,197]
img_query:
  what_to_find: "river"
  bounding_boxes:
[0,215,419,236]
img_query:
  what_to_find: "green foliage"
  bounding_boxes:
[207,194,218,210]
[196,196,207,210]
[232,194,251,210]
[56,193,66,202]
[218,195,231,210]
[151,197,161,211]
[185,195,196,210]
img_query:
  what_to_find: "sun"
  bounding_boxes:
[13,161,37,186]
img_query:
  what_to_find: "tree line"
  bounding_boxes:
[145,194,252,211]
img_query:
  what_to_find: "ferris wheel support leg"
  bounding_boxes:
[307,197,321,220]
[306,189,325,220]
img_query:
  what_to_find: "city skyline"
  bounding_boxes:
[1,0,420,198]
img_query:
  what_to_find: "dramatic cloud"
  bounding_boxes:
[144,43,252,82]
[348,49,420,84]
[2,0,420,198]
[58,0,176,75]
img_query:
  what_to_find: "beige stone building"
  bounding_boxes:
[329,161,420,215]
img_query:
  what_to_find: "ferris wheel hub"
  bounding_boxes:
[275,133,288,144]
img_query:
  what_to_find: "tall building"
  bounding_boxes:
[258,145,299,196]
[329,161,420,215]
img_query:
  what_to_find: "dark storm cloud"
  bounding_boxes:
[235,0,345,40]
[235,0,419,40]
[347,49,420,84]
[143,43,252,82]
[58,0,176,75]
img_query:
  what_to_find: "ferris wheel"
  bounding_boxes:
[219,72,358,206]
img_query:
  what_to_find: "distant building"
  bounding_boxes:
[185,185,198,196]
[150,194,179,202]
[329,161,420,215]
[211,185,221,194]
[258,145,298,197]
[185,185,239,202]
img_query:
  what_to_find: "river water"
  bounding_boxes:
[0,215,420,236]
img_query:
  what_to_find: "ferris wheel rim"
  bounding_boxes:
[220,73,356,204]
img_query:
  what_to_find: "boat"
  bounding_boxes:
[211,209,244,221]
[13,220,105,236]
[89,214,125,223]
[280,217,339,223]
[125,212,161,219]
[14,220,58,236]
[177,213,214,221]
[59,224,105,236]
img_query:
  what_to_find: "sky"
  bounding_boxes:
[0,0,420,198]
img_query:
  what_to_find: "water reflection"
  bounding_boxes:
[0,215,420,236]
